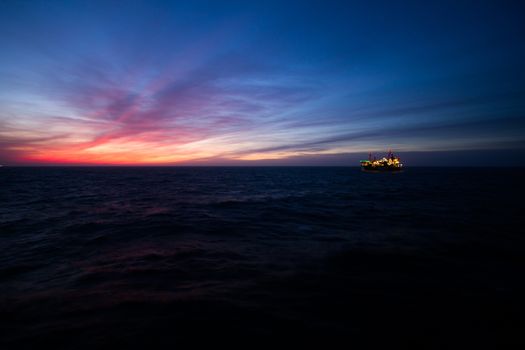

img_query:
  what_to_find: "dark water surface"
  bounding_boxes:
[1,167,524,348]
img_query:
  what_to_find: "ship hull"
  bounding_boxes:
[361,166,403,172]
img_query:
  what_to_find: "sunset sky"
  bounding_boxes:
[1,0,524,165]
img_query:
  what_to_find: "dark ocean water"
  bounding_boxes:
[1,167,524,348]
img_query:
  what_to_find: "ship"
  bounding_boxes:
[360,150,403,172]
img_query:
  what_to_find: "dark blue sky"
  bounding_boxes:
[1,0,524,165]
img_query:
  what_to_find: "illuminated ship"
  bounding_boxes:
[360,150,403,172]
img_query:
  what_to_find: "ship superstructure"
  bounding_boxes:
[360,150,403,172]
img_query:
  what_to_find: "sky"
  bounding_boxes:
[1,0,524,166]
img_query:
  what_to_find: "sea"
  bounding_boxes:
[1,167,524,348]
